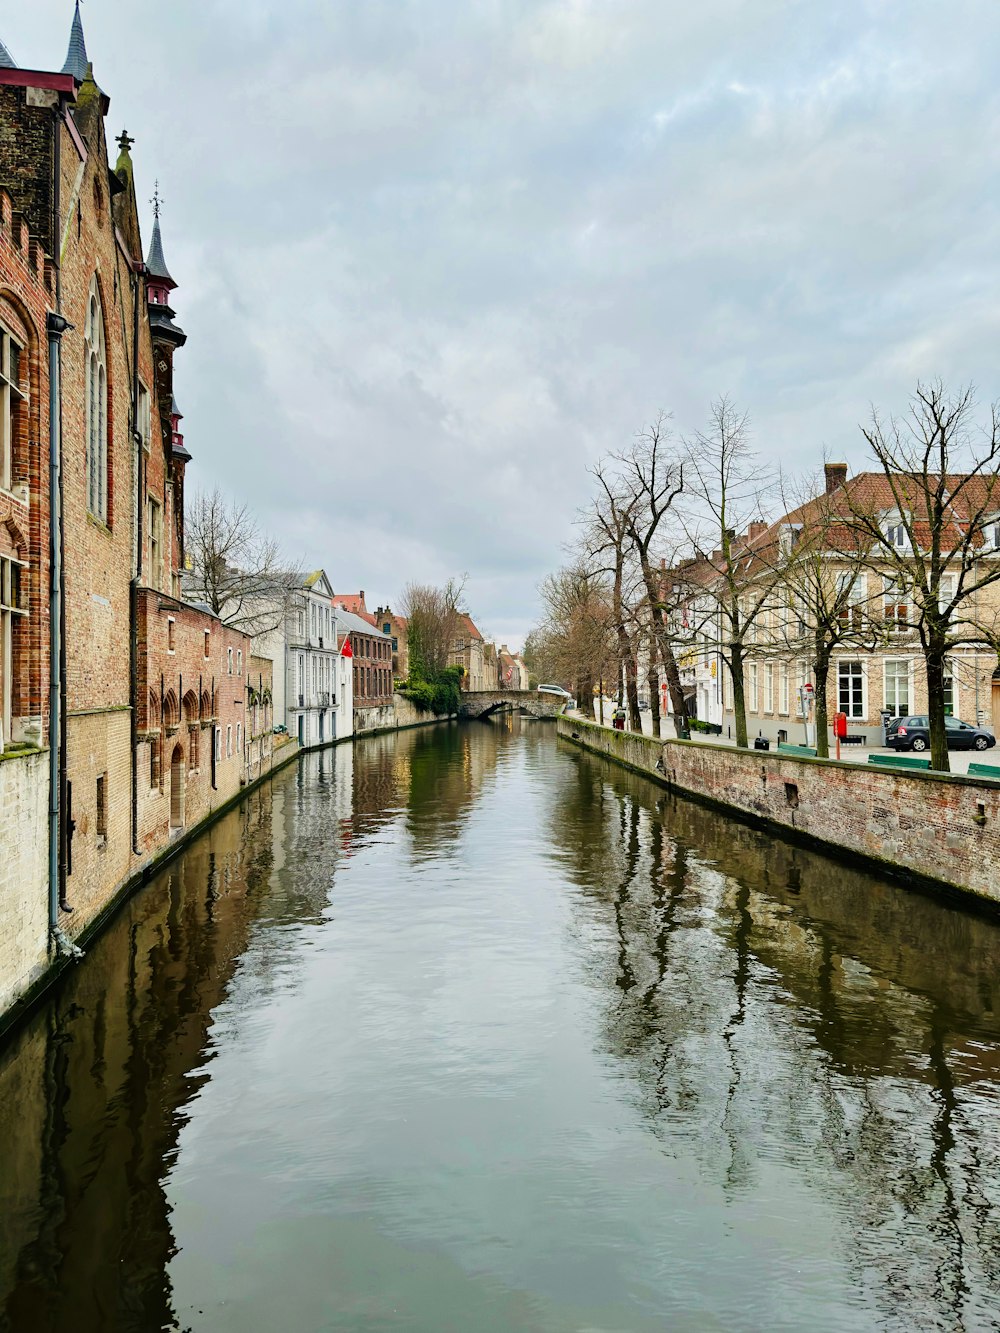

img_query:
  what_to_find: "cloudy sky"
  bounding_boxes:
[8,1,1000,646]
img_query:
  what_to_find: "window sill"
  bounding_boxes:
[0,483,29,506]
[86,512,113,537]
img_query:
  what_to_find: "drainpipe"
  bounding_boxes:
[46,311,71,944]
[130,264,143,853]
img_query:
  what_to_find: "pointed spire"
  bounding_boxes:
[145,185,176,287]
[0,36,17,69]
[61,1,88,82]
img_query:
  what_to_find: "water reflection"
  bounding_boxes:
[0,724,999,1331]
[551,749,1000,1328]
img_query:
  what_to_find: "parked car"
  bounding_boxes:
[537,684,575,707]
[886,715,996,752]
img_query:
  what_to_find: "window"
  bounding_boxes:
[167,616,175,652]
[1,322,23,493]
[297,610,304,637]
[226,724,232,757]
[838,660,865,718]
[237,649,243,676]
[188,724,198,771]
[943,663,955,716]
[204,629,210,658]
[0,554,25,752]
[150,734,161,788]
[749,662,759,712]
[884,578,908,633]
[85,278,108,522]
[214,727,222,762]
[836,572,866,630]
[147,497,162,589]
[764,663,774,712]
[227,647,233,675]
[884,660,910,717]
[236,722,242,754]
[780,662,789,714]
[96,773,107,845]
[938,574,955,614]
[137,382,151,454]
[886,522,908,548]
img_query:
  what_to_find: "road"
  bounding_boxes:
[586,700,998,775]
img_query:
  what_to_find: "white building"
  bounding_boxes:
[257,570,354,749]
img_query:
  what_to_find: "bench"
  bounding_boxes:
[968,762,1000,781]
[868,753,931,771]
[778,742,817,757]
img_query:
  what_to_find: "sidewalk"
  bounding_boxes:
[585,702,996,776]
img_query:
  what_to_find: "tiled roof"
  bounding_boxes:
[460,613,483,641]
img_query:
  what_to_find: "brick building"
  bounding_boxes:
[0,7,257,1019]
[373,605,408,680]
[333,606,394,732]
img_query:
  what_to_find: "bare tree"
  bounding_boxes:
[400,577,467,679]
[532,562,617,710]
[614,415,689,738]
[775,479,879,757]
[584,465,644,731]
[841,382,1000,771]
[184,488,297,637]
[683,397,789,748]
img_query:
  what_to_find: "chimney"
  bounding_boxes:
[359,589,365,604]
[747,521,768,541]
[824,462,848,493]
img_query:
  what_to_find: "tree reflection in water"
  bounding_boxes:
[549,748,1000,1330]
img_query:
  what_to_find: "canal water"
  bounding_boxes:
[2,720,1000,1333]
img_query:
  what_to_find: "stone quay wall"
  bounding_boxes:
[557,715,1000,908]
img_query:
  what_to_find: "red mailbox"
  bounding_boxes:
[834,711,848,739]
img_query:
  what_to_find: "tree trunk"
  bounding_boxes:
[925,642,950,772]
[647,657,661,738]
[731,644,749,748]
[814,648,831,759]
[636,552,685,737]
[624,648,641,732]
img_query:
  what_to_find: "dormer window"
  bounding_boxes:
[886,523,907,548]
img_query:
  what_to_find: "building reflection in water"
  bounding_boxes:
[1,723,999,1331]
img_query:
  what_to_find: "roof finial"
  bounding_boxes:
[117,128,135,155]
[151,181,162,220]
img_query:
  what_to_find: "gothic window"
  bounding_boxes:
[85,279,108,522]
[0,323,23,493]
[0,553,25,752]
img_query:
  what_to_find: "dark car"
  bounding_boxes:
[887,715,996,752]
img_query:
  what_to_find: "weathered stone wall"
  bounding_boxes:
[0,749,48,1016]
[557,715,1000,906]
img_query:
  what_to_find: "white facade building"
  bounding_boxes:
[257,570,353,749]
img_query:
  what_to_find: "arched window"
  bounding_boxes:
[85,279,108,521]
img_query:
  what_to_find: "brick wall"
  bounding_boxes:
[558,715,1000,906]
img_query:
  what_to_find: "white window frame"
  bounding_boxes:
[226,724,233,757]
[764,662,774,713]
[837,659,866,719]
[1,321,23,494]
[779,662,789,715]
[749,662,759,713]
[0,553,26,752]
[883,658,911,718]
[227,646,233,675]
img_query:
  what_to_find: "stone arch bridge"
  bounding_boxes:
[457,690,568,720]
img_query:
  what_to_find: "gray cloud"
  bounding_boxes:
[10,0,1000,645]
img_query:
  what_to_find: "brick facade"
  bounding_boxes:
[0,28,271,1023]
